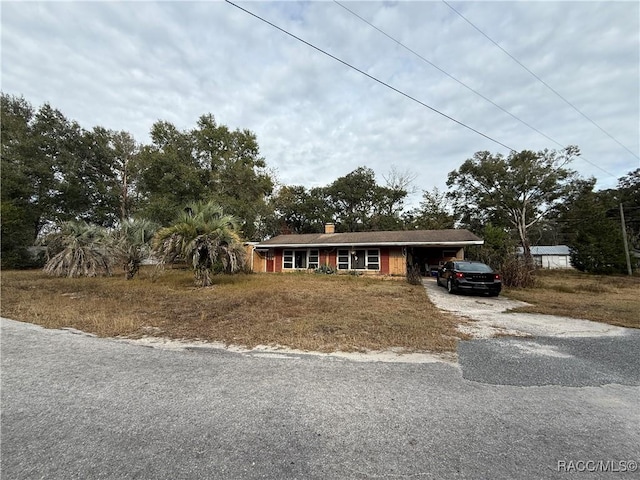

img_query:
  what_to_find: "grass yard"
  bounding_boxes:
[503,270,640,329]
[0,268,468,353]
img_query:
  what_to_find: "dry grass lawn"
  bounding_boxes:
[503,270,640,329]
[1,268,468,353]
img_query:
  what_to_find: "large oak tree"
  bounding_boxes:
[447,146,580,262]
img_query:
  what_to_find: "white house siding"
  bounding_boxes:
[535,254,572,269]
[517,246,573,270]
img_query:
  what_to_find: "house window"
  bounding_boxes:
[338,250,350,270]
[283,250,294,269]
[283,249,319,269]
[337,249,380,271]
[308,250,319,269]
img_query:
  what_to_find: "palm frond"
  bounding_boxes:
[151,201,246,286]
[42,220,113,277]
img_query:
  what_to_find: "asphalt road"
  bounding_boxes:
[2,317,639,480]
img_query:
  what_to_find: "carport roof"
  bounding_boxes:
[257,229,484,248]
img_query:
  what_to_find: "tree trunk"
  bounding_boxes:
[516,217,534,268]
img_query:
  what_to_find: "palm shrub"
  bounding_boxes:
[153,202,246,287]
[113,218,158,279]
[41,220,113,277]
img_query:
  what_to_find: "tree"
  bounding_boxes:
[41,220,113,277]
[153,201,246,287]
[325,167,407,232]
[404,188,455,230]
[1,94,130,267]
[69,126,123,227]
[447,146,580,263]
[134,121,207,225]
[1,94,39,266]
[559,179,631,274]
[112,218,158,279]
[194,114,274,240]
[1,95,60,243]
[269,185,332,234]
[613,169,640,252]
[111,130,139,221]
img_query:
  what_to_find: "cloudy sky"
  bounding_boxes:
[2,1,638,207]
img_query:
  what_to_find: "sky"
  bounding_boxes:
[2,1,639,208]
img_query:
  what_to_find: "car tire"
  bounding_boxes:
[488,291,499,297]
[447,278,455,294]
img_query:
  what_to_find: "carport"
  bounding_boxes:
[407,246,466,276]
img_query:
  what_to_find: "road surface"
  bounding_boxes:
[2,315,639,479]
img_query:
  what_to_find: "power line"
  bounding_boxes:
[225,0,516,152]
[333,1,617,178]
[334,2,561,146]
[442,0,640,162]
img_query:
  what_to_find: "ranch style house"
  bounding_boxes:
[247,224,484,276]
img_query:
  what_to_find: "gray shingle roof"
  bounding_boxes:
[257,229,483,248]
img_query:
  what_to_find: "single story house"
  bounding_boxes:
[247,224,484,276]
[516,245,573,269]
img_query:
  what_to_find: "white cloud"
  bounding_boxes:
[2,0,638,202]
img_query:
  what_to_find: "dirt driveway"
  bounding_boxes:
[421,277,628,339]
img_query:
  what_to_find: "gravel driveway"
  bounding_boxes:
[422,277,628,338]
[422,277,640,387]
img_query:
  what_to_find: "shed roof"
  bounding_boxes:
[257,229,483,248]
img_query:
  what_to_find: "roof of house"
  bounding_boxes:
[516,245,571,256]
[257,229,484,248]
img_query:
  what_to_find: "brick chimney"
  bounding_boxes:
[324,223,335,234]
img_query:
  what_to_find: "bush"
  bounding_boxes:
[406,264,423,285]
[315,264,335,275]
[499,256,535,288]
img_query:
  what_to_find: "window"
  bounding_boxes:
[338,250,350,270]
[283,250,294,269]
[367,251,380,270]
[308,250,319,269]
[282,249,319,269]
[337,249,380,271]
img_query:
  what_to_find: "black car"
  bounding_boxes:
[436,261,501,296]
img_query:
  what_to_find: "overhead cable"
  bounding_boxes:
[333,1,617,178]
[225,0,516,152]
[442,0,639,162]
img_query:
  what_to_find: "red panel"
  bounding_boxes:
[380,247,390,274]
[274,249,282,273]
[320,249,336,268]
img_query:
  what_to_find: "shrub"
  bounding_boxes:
[41,221,113,277]
[499,256,535,288]
[406,264,423,285]
[315,264,335,275]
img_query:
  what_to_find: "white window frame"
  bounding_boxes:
[282,249,319,270]
[337,248,380,271]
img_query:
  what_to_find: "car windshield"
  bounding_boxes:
[456,262,493,273]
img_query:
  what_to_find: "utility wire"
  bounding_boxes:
[225,0,516,152]
[442,0,640,162]
[333,0,616,178]
[334,1,561,147]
